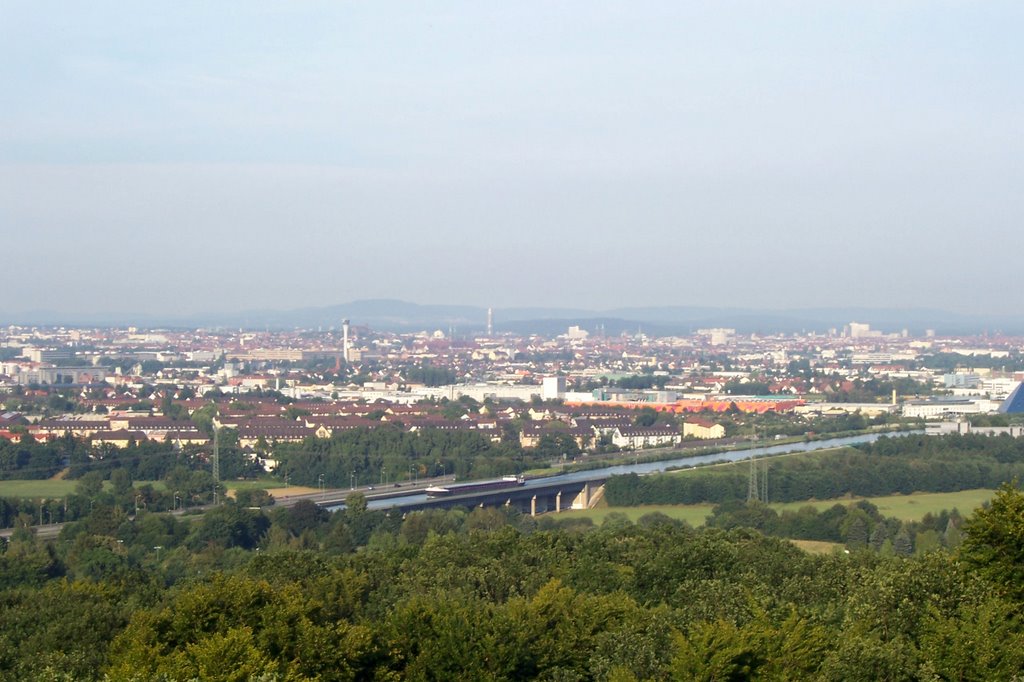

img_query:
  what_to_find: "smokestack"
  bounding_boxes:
[487,307,493,337]
[892,388,897,406]
[342,319,350,361]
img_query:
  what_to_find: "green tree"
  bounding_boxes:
[345,491,367,513]
[234,488,274,508]
[109,468,133,497]
[76,471,104,499]
[869,523,889,552]
[634,407,659,427]
[186,505,269,550]
[917,596,1024,680]
[190,403,217,435]
[893,526,914,556]
[843,515,869,550]
[961,482,1024,601]
[670,621,764,680]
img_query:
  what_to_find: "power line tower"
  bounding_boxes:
[761,457,768,504]
[747,452,759,503]
[212,427,220,505]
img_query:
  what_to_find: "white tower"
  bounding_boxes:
[342,319,350,361]
[487,307,493,337]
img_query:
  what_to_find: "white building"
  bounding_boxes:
[981,379,1020,400]
[902,398,1000,419]
[697,328,735,346]
[848,322,872,339]
[612,424,682,449]
[542,376,567,401]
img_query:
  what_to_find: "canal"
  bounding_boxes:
[358,430,920,511]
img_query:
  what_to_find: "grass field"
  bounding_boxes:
[556,504,715,527]
[0,479,81,498]
[0,479,171,498]
[557,488,996,528]
[790,539,845,555]
[771,489,995,521]
[266,486,320,498]
[224,479,286,491]
[0,478,290,500]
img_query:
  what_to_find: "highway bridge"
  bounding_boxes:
[3,431,914,540]
[365,477,603,516]
[277,474,605,516]
[251,429,918,515]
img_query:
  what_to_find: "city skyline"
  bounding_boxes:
[2,3,1022,316]
[1,296,1021,337]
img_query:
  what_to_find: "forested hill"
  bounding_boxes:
[3,482,1024,679]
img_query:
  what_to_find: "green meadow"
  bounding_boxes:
[559,488,995,527]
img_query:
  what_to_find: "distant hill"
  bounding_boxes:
[1,299,1020,336]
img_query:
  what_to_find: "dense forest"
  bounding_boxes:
[606,433,1024,506]
[4,432,1024,678]
[0,425,574,493]
[705,498,964,555]
[3,482,1024,679]
[271,426,577,488]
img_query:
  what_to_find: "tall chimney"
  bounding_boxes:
[487,307,493,337]
[342,319,350,361]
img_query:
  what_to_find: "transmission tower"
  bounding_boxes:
[747,453,759,503]
[213,428,220,505]
[761,457,768,504]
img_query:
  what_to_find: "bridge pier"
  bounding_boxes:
[530,495,537,517]
[577,483,590,509]
[555,492,561,513]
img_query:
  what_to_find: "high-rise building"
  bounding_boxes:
[542,376,566,401]
[848,322,871,339]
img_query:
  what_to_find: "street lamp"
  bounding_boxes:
[318,473,325,500]
[174,491,181,510]
[350,471,355,490]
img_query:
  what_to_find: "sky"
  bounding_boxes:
[1,2,1022,318]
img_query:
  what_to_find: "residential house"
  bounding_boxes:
[611,424,682,449]
[683,418,726,440]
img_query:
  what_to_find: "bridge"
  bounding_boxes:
[0,477,604,542]
[273,472,609,517]
[4,431,909,539]
[365,477,607,516]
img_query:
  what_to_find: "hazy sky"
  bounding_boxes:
[2,2,1021,317]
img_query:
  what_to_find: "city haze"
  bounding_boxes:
[2,2,1021,316]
